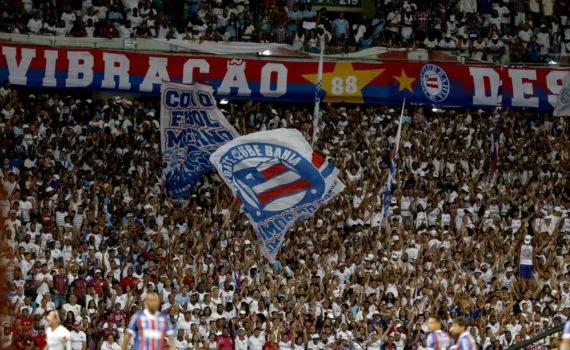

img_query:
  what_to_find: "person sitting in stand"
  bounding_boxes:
[98,18,119,39]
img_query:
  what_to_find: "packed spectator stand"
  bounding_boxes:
[2,0,570,62]
[0,79,569,349]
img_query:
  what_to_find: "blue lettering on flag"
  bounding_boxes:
[161,82,238,199]
[210,130,344,261]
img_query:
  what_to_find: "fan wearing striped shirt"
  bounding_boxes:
[450,317,477,350]
[427,315,452,350]
[122,293,175,350]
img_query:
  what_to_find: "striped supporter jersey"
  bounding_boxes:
[127,309,173,350]
[427,330,451,350]
[452,331,477,350]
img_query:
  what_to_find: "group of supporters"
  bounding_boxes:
[1,81,570,350]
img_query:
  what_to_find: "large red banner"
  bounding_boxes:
[0,44,568,110]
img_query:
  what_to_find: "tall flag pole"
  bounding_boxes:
[378,98,406,228]
[488,71,503,182]
[488,111,500,181]
[311,37,325,146]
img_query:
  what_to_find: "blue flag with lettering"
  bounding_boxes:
[209,129,344,261]
[160,82,239,199]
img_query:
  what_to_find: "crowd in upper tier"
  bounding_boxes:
[1,0,570,61]
[1,82,570,349]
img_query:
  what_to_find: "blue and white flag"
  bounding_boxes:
[311,37,325,146]
[554,73,570,117]
[210,128,344,261]
[160,82,239,199]
[378,99,405,227]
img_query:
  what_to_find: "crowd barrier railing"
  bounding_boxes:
[1,32,569,66]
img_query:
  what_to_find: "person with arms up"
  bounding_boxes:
[427,315,451,350]
[45,310,72,350]
[450,317,477,350]
[122,293,175,350]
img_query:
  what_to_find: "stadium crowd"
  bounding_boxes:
[0,81,570,350]
[2,0,570,61]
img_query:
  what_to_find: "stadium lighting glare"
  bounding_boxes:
[260,50,272,56]
[219,99,229,105]
[548,60,558,65]
[432,107,443,113]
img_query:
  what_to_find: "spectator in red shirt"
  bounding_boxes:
[71,271,87,304]
[217,326,234,350]
[52,267,68,309]
[18,309,33,333]
[119,267,138,289]
[98,19,118,39]
[182,271,195,287]
[32,328,47,350]
[88,270,108,296]
[9,318,32,350]
[263,333,279,350]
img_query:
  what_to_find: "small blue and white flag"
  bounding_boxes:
[210,128,344,261]
[160,81,239,199]
[311,38,325,146]
[378,100,405,226]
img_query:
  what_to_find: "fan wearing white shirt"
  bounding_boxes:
[27,13,43,34]
[177,311,193,337]
[248,328,265,350]
[69,323,86,350]
[46,310,72,350]
[101,335,121,350]
[36,264,53,296]
[175,329,189,350]
[235,328,248,350]
[119,21,133,38]
[61,7,76,29]
[83,8,99,25]
[62,295,82,320]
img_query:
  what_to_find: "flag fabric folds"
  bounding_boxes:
[160,82,239,199]
[209,128,344,261]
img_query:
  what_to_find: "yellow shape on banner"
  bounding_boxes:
[393,69,416,93]
[303,62,384,103]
